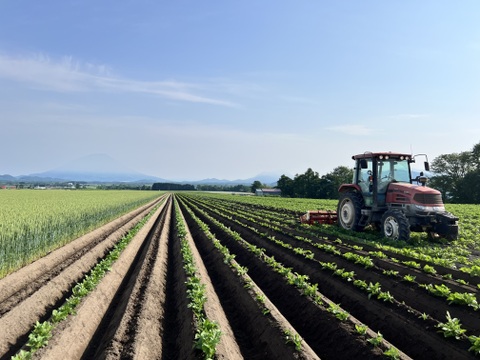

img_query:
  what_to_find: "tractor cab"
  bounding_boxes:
[353,152,418,208]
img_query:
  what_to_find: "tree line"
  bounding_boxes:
[151,183,195,191]
[429,142,480,204]
[196,184,251,192]
[275,166,353,199]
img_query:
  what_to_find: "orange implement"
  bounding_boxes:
[299,210,338,225]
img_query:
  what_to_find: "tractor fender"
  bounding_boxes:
[338,184,362,193]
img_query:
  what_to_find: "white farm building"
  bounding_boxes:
[255,188,282,196]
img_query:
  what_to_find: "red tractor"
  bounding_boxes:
[336,152,458,241]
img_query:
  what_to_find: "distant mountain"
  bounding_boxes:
[1,154,283,185]
[239,171,282,186]
[181,173,281,186]
[30,154,167,183]
[0,174,17,182]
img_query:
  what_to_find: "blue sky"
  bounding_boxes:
[1,1,479,180]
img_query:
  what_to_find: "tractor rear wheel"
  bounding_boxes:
[381,209,410,241]
[337,191,365,231]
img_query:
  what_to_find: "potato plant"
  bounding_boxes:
[179,192,480,357]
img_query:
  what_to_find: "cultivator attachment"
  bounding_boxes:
[299,210,338,225]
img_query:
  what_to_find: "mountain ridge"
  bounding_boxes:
[1,154,281,185]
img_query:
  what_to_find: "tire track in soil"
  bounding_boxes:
[0,195,166,359]
[182,195,475,360]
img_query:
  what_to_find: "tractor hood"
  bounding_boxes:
[386,182,445,209]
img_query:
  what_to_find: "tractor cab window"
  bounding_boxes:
[377,159,410,193]
[357,159,373,194]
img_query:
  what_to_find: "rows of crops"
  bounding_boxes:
[1,190,480,358]
[197,192,480,271]
[0,190,162,278]
[176,192,480,358]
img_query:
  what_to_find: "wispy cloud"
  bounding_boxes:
[0,53,236,106]
[326,124,376,136]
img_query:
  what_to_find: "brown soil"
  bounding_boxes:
[0,196,165,359]
[1,193,477,359]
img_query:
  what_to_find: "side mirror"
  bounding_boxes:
[424,162,430,172]
[360,159,368,169]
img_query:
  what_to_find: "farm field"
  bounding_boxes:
[0,190,163,278]
[0,191,479,359]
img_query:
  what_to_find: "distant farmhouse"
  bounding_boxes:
[255,188,281,196]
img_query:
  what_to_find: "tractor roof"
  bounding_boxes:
[352,152,412,160]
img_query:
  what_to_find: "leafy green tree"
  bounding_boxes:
[455,170,480,204]
[431,152,472,181]
[472,143,480,170]
[429,151,473,202]
[250,180,264,193]
[293,168,321,198]
[276,175,294,197]
[429,141,480,203]
[276,166,352,199]
[320,166,353,199]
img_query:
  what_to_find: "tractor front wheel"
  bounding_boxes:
[337,192,364,231]
[381,210,410,241]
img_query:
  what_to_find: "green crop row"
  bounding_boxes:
[189,193,480,317]
[178,195,403,358]
[177,196,306,353]
[173,199,221,360]
[189,192,480,274]
[180,192,480,356]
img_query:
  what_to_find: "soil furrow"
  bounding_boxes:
[83,196,171,359]
[32,198,169,360]
[0,196,165,308]
[3,192,477,360]
[0,196,165,359]
[182,195,474,359]
[179,198,317,359]
[179,196,390,359]
[190,195,480,332]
